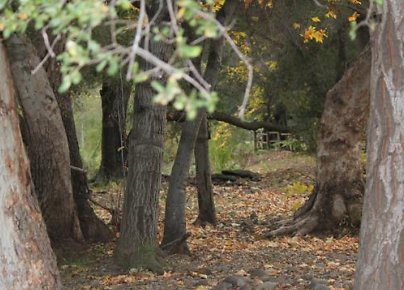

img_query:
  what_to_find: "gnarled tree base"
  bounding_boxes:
[160,233,191,255]
[115,244,164,274]
[265,190,362,238]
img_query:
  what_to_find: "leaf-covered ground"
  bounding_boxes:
[60,151,358,290]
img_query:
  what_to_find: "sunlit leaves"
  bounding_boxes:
[325,10,337,19]
[311,16,321,23]
[0,0,222,116]
[302,26,328,43]
[348,11,360,22]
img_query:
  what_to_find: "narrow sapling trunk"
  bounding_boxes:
[354,2,404,288]
[114,1,171,272]
[58,92,113,242]
[267,46,371,237]
[6,35,84,244]
[194,112,217,225]
[161,0,237,254]
[0,41,62,290]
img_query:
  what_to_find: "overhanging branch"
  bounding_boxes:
[167,109,289,133]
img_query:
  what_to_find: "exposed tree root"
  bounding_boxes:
[160,232,191,255]
[265,214,319,238]
[193,216,216,227]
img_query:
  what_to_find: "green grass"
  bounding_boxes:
[73,94,102,176]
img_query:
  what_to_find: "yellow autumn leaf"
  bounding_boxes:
[325,10,337,19]
[176,7,185,19]
[292,22,301,29]
[302,26,327,43]
[18,12,28,20]
[349,0,361,4]
[348,11,360,22]
[311,16,321,23]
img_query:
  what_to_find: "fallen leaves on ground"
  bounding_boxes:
[61,151,358,290]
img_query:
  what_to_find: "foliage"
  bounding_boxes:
[209,122,255,172]
[0,0,230,117]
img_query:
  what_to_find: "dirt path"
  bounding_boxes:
[60,152,358,290]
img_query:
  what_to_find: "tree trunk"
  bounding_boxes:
[31,35,112,242]
[354,2,404,288]
[0,41,62,290]
[161,1,237,252]
[96,78,131,182]
[194,112,217,225]
[161,113,202,254]
[114,2,171,272]
[6,35,84,244]
[194,0,238,226]
[58,92,113,242]
[267,46,371,237]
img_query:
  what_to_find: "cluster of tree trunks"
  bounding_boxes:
[0,41,62,290]
[6,35,84,244]
[31,34,113,242]
[0,0,403,288]
[161,0,238,254]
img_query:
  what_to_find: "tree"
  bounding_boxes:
[96,77,131,182]
[6,35,84,244]
[161,0,238,253]
[114,1,171,272]
[31,34,113,242]
[266,46,371,237]
[354,1,404,288]
[0,41,62,290]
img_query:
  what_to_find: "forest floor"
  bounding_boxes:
[60,151,359,290]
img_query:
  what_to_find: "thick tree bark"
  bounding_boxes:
[114,1,171,272]
[266,46,371,237]
[0,41,62,290]
[6,35,84,244]
[31,35,112,242]
[354,2,404,289]
[96,78,131,182]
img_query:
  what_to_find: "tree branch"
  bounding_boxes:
[167,109,290,132]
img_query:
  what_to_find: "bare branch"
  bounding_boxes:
[196,10,254,119]
[31,33,61,75]
[126,0,147,80]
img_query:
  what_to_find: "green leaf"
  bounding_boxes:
[151,81,165,93]
[59,76,72,93]
[349,22,357,40]
[178,44,202,58]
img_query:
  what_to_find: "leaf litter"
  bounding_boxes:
[61,151,358,289]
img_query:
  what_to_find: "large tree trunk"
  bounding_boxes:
[96,78,131,182]
[161,1,237,253]
[6,35,84,244]
[267,46,371,237]
[354,2,404,289]
[31,35,112,242]
[0,41,62,290]
[114,1,171,273]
